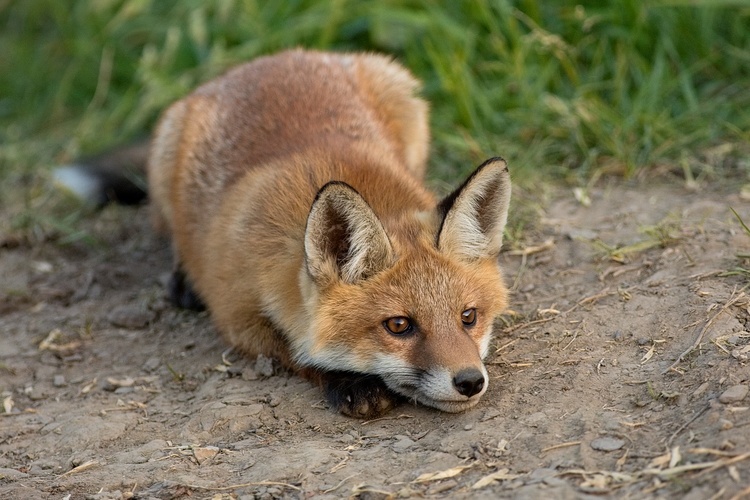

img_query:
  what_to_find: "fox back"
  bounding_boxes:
[60,49,512,418]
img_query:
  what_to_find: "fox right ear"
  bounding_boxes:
[305,182,395,285]
[437,157,511,261]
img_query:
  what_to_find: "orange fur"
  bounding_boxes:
[145,49,512,416]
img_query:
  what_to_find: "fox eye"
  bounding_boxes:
[384,317,412,335]
[461,308,477,326]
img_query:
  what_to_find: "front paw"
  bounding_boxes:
[323,372,400,418]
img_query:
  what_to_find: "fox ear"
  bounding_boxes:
[305,182,394,284]
[437,157,511,261]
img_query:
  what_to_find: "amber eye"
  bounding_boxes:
[461,308,477,326]
[384,317,413,335]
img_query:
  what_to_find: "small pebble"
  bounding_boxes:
[719,385,749,404]
[142,356,160,373]
[107,306,155,329]
[27,465,46,476]
[719,419,734,430]
[613,330,624,342]
[53,375,66,387]
[392,435,415,453]
[464,423,474,431]
[693,382,709,397]
[337,434,355,444]
[192,445,219,464]
[0,467,28,479]
[528,467,556,483]
[28,389,47,401]
[590,437,625,452]
[526,411,548,427]
[481,408,502,422]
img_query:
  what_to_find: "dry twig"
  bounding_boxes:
[361,413,414,426]
[541,441,582,453]
[667,404,710,445]
[663,290,746,374]
[181,480,302,492]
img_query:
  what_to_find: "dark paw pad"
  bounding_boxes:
[168,269,206,311]
[324,372,399,418]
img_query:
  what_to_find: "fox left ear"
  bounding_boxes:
[437,157,511,261]
[305,181,395,285]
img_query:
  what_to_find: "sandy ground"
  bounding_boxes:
[1,179,749,499]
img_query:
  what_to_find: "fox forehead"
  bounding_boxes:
[378,249,505,314]
[377,211,504,311]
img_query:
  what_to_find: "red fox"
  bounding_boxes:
[55,49,511,418]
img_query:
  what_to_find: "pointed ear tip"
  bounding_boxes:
[317,180,355,195]
[313,180,360,203]
[479,156,509,173]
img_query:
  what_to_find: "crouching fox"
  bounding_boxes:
[56,49,511,418]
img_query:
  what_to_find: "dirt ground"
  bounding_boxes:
[1,178,749,499]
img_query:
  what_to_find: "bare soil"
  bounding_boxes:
[2,179,749,499]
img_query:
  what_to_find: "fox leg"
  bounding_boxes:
[318,371,402,418]
[167,265,205,311]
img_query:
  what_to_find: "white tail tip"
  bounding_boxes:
[52,165,103,204]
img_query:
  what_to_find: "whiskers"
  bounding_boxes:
[380,367,424,395]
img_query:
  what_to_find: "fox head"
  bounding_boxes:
[299,158,510,412]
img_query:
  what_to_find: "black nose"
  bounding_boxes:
[453,368,485,397]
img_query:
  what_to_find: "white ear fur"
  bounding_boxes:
[437,158,511,261]
[305,182,394,284]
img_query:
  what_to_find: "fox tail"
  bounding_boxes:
[53,139,150,206]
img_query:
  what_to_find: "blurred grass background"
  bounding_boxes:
[1,0,749,231]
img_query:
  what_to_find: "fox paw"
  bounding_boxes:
[324,373,399,418]
[167,268,206,311]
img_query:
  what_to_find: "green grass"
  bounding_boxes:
[1,0,749,223]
